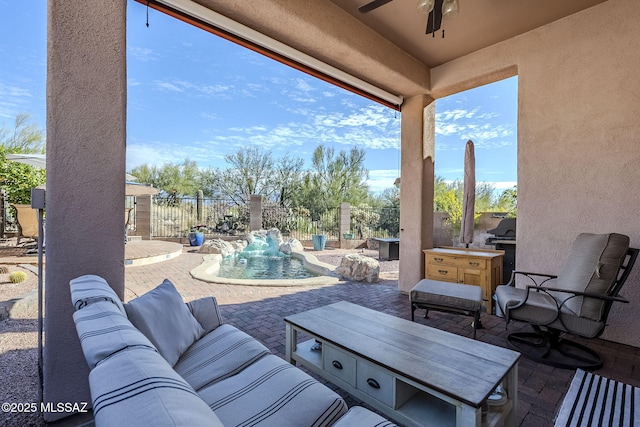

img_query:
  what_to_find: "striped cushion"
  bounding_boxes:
[557,233,629,320]
[90,346,223,427]
[187,296,224,334]
[125,279,205,366]
[333,406,398,427]
[199,354,348,426]
[174,324,271,391]
[555,369,639,427]
[72,300,156,369]
[70,275,126,315]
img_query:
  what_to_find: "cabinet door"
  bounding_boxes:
[458,268,482,286]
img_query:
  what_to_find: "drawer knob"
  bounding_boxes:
[469,262,479,267]
[367,378,381,389]
[434,257,444,262]
[438,269,448,275]
[332,360,343,370]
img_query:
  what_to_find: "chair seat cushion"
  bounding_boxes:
[495,285,605,337]
[198,354,348,427]
[174,324,271,391]
[411,279,482,311]
[495,285,559,325]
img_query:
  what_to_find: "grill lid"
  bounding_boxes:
[487,218,516,238]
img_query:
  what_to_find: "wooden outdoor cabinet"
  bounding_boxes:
[423,247,504,313]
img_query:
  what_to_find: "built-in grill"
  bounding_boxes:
[486,218,516,285]
[485,218,516,245]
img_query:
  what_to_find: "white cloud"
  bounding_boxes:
[155,80,184,92]
[436,106,514,150]
[368,169,400,193]
[128,46,160,62]
[0,82,33,119]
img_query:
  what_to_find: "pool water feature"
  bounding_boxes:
[218,255,319,280]
[190,232,339,287]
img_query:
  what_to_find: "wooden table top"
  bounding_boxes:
[284,301,520,407]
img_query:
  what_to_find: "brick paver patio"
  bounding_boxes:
[125,248,640,427]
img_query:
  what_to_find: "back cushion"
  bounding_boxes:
[557,233,629,319]
[73,301,156,369]
[125,279,205,366]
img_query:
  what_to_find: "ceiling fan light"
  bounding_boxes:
[442,0,459,20]
[416,0,435,15]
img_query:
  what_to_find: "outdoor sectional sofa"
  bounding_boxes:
[70,275,396,426]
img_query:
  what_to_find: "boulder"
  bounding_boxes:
[229,240,248,254]
[279,238,304,255]
[199,239,235,257]
[245,229,266,245]
[335,254,380,283]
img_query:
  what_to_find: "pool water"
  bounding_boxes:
[218,255,320,280]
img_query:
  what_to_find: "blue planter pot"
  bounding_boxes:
[189,232,204,246]
[312,234,326,251]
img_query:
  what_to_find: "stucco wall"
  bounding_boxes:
[431,0,640,347]
[46,0,127,420]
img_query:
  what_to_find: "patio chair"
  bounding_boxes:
[11,204,39,246]
[495,233,638,370]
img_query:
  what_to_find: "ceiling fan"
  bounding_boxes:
[358,0,459,37]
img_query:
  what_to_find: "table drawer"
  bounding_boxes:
[323,344,356,386]
[426,264,458,282]
[356,360,394,407]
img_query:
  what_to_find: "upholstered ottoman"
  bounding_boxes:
[410,279,483,338]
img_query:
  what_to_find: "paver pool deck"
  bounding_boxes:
[1,242,639,427]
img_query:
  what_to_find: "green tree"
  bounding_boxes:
[129,158,200,199]
[496,186,517,217]
[300,145,369,218]
[0,114,46,204]
[216,147,276,205]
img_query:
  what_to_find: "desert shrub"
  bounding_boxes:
[9,271,27,283]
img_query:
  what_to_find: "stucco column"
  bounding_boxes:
[250,194,263,231]
[399,95,434,293]
[45,0,126,421]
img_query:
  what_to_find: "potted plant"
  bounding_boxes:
[188,225,205,246]
[311,221,326,251]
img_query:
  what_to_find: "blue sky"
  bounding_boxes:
[0,0,517,194]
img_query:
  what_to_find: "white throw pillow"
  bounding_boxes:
[125,279,205,366]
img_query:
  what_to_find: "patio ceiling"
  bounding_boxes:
[329,0,608,68]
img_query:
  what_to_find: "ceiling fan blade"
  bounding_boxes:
[359,0,393,14]
[425,0,444,34]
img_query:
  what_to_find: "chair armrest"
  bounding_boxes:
[527,286,630,304]
[505,270,557,287]
[186,296,224,334]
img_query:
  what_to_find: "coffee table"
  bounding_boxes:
[284,301,520,427]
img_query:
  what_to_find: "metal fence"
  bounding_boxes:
[151,196,248,238]
[350,206,399,239]
[261,204,341,241]
[150,196,400,241]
